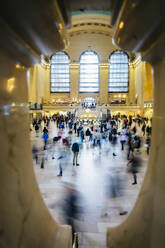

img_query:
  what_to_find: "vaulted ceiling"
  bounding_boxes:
[0,0,164,67]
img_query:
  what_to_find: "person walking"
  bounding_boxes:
[141,123,146,136]
[43,126,48,133]
[74,122,77,134]
[42,131,49,150]
[80,129,84,143]
[127,136,134,160]
[132,125,137,134]
[32,145,38,164]
[72,141,80,166]
[35,123,39,137]
[85,128,91,142]
[120,132,127,150]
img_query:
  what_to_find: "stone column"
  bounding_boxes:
[128,63,135,104]
[28,66,37,103]
[107,58,165,248]
[44,67,51,102]
[70,63,79,102]
[99,63,108,104]
[0,56,71,248]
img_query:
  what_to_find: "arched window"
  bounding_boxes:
[108,51,129,92]
[50,52,70,92]
[79,50,100,93]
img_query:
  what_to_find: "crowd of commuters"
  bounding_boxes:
[32,113,151,186]
[31,112,151,244]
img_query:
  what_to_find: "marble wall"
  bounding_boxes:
[0,55,71,248]
[107,57,165,248]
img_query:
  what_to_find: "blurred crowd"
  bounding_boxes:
[31,113,151,243]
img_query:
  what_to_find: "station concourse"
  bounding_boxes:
[0,1,165,248]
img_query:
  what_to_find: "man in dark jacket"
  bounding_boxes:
[72,142,80,166]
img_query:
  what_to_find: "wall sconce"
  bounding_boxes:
[7,77,16,93]
[119,21,124,29]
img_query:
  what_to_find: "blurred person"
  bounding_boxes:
[102,167,127,216]
[111,126,117,144]
[106,122,111,131]
[102,130,108,141]
[68,119,73,130]
[65,116,68,127]
[127,136,134,160]
[42,131,49,150]
[93,130,97,147]
[38,118,42,127]
[96,130,102,149]
[32,145,38,164]
[46,118,50,127]
[41,157,44,169]
[53,136,60,144]
[109,130,112,142]
[32,119,37,127]
[40,149,47,169]
[89,129,93,142]
[62,183,83,244]
[100,122,104,133]
[57,154,64,177]
[51,141,67,176]
[132,125,137,134]
[141,122,146,136]
[35,123,39,137]
[133,135,141,151]
[146,125,152,136]
[72,141,80,166]
[74,122,77,134]
[127,154,142,185]
[57,129,62,139]
[63,135,72,157]
[43,126,48,133]
[77,125,83,137]
[60,122,65,130]
[120,132,127,150]
[65,131,73,149]
[85,128,91,142]
[43,117,46,125]
[80,128,84,143]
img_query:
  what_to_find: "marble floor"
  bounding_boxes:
[30,122,148,248]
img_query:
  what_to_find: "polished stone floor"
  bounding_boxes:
[30,121,148,248]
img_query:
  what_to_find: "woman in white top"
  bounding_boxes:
[120,132,127,150]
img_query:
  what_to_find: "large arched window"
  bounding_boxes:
[108,51,129,92]
[79,50,100,93]
[50,52,70,92]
